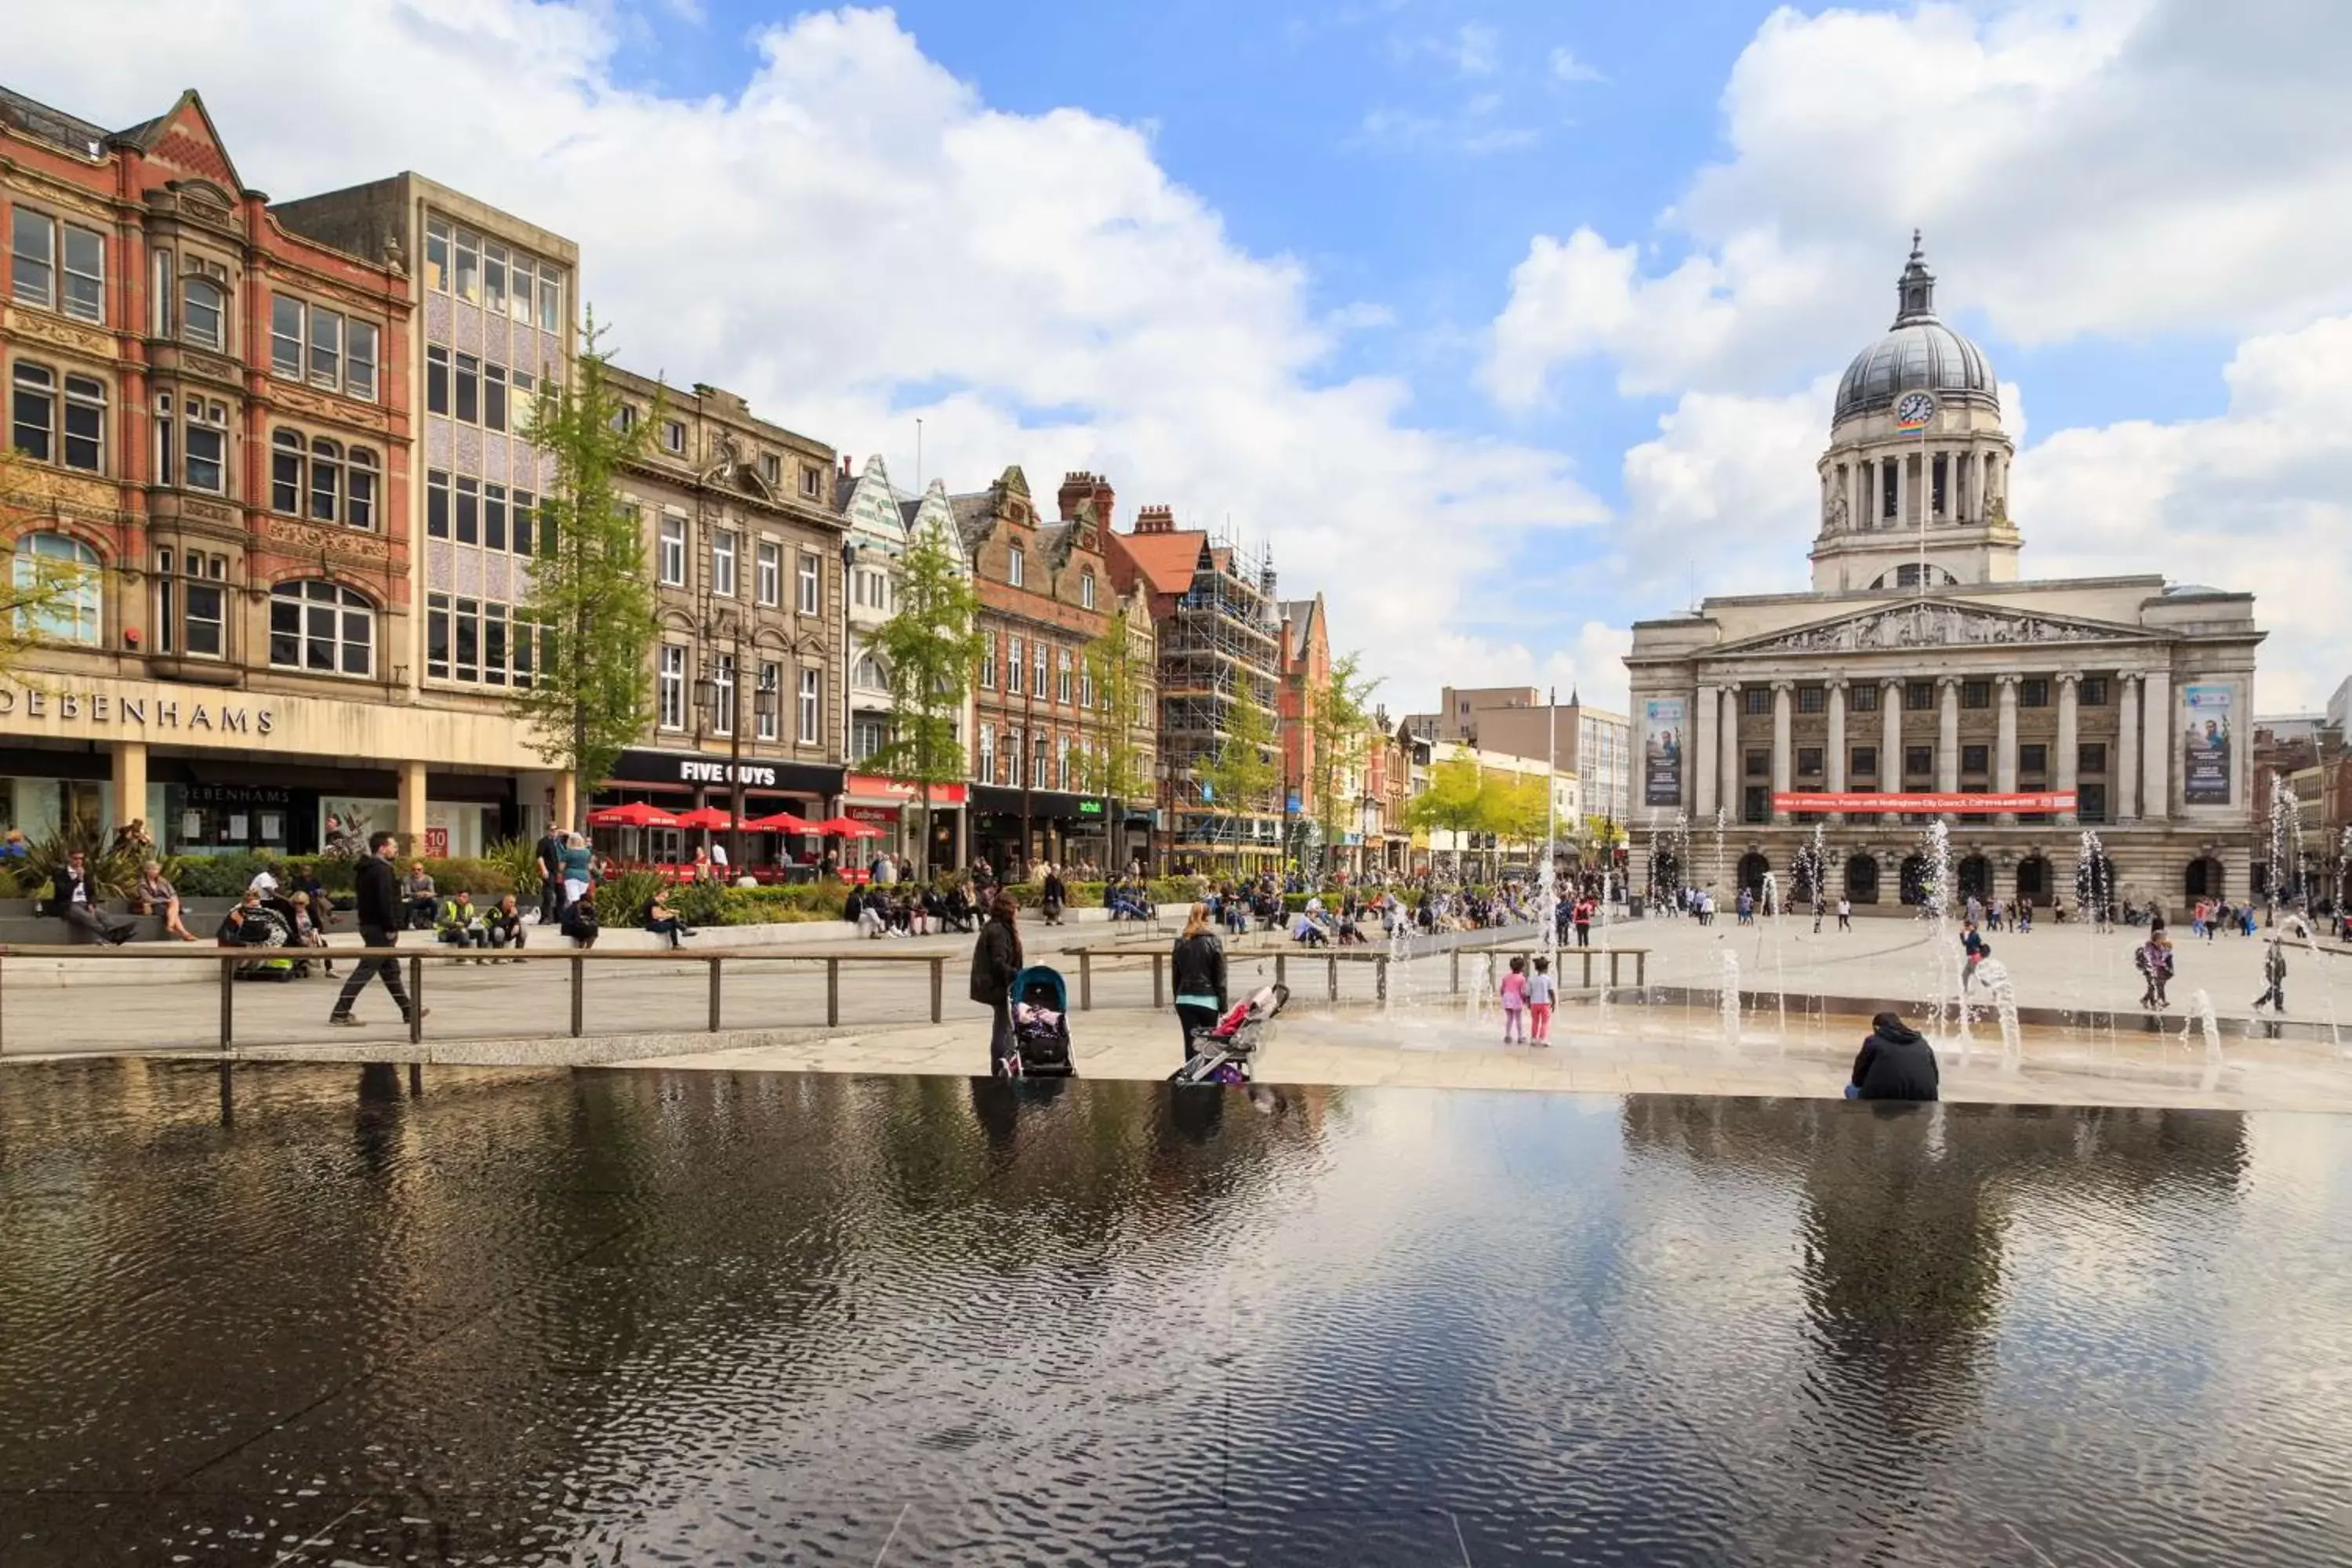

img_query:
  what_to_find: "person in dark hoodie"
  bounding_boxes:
[969,895,1024,1074]
[1847,1011,1939,1102]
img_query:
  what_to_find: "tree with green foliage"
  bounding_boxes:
[512,314,662,829]
[1198,673,1278,873]
[1406,755,1486,874]
[1304,652,1381,874]
[867,521,985,871]
[1079,604,1155,865]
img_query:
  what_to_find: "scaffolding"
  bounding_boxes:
[1156,531,1283,853]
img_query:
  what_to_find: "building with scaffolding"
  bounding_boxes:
[1104,506,1283,871]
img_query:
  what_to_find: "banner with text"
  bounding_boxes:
[1642,699,1686,808]
[2180,683,2234,806]
[1773,792,2077,815]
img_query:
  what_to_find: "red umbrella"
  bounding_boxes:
[588,801,680,828]
[815,816,885,838]
[671,805,739,830]
[744,809,814,833]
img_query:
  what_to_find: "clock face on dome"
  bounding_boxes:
[1894,390,1936,431]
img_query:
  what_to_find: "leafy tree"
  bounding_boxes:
[512,314,662,829]
[1305,652,1381,872]
[1406,755,1486,873]
[1079,604,1155,864]
[867,520,985,870]
[1198,673,1277,874]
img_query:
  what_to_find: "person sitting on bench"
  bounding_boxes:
[437,890,490,953]
[485,893,527,959]
[404,862,439,931]
[49,850,132,945]
[646,889,694,949]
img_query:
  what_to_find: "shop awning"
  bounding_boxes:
[588,801,681,828]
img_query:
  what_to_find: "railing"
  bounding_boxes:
[1062,941,1648,1010]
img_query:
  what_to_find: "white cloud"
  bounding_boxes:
[1615,379,1834,603]
[1396,22,1500,78]
[1485,0,2352,403]
[1547,46,1603,84]
[3,0,1599,713]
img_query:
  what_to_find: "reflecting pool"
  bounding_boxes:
[4,1060,2350,1564]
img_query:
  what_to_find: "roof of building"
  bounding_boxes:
[1112,526,1210,598]
[0,84,112,158]
[1277,597,1323,662]
[1834,235,1998,425]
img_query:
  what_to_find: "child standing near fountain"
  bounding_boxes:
[1500,956,1529,1044]
[1526,956,1555,1045]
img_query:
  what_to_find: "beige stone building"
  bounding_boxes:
[1626,241,2263,916]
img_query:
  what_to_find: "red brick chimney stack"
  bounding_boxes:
[1134,504,1175,535]
[1058,470,1117,526]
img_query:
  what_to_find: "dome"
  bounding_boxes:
[1832,236,1998,425]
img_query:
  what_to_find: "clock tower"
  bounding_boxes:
[1808,236,2020,592]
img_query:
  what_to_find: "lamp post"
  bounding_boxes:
[692,607,775,875]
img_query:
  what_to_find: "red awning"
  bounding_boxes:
[587,802,681,828]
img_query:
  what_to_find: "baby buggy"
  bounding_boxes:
[1171,982,1290,1085]
[1004,964,1076,1077]
[223,895,303,982]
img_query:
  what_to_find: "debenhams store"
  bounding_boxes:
[0,675,564,859]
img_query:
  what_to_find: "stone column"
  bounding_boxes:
[1994,674,2020,825]
[1936,676,1961,800]
[2117,673,2141,823]
[1826,679,1848,826]
[1881,678,1903,802]
[2056,673,2081,826]
[1694,683,1719,818]
[1769,681,1793,824]
[1720,684,1742,822]
[399,759,429,850]
[111,739,147,837]
[2141,668,2172,822]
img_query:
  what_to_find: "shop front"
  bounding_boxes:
[836,774,967,873]
[0,677,560,859]
[969,785,1142,878]
[595,749,846,875]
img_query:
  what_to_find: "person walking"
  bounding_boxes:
[1171,902,1227,1065]
[330,832,423,1028]
[2135,928,2172,1011]
[969,894,1024,1075]
[1573,895,1593,949]
[1041,865,1068,927]
[1836,895,1851,932]
[535,826,565,925]
[2253,938,2288,1014]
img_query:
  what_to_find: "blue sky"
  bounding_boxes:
[14,0,2347,709]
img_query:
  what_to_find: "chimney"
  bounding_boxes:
[1134,504,1174,535]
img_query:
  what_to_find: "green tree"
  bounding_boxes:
[867,520,985,870]
[1079,604,1154,862]
[1406,755,1486,874]
[1305,652,1381,873]
[512,314,662,829]
[1198,673,1277,874]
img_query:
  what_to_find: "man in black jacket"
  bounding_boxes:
[1848,1012,1939,1102]
[535,827,565,927]
[968,896,1022,1073]
[49,850,132,944]
[330,832,423,1027]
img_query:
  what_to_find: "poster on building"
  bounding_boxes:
[1642,699,1685,807]
[2181,683,2234,805]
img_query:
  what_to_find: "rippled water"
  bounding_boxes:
[4,1062,2351,1565]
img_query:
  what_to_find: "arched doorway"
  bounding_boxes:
[1737,851,1770,895]
[1956,854,1991,903]
[2186,857,2224,900]
[1846,855,1880,905]
[1649,851,1679,898]
[1900,854,1932,906]
[2016,855,2050,906]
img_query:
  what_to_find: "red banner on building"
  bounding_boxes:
[1773,791,2076,815]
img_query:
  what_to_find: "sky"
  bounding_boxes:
[11,0,2352,715]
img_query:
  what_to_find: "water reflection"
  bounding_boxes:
[0,1063,2341,1566]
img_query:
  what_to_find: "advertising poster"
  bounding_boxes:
[2181,683,2234,805]
[1642,699,1685,808]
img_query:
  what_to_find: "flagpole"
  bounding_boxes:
[1545,687,1559,973]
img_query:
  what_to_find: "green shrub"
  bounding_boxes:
[593,870,668,929]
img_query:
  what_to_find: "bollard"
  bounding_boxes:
[708,956,723,1033]
[1327,953,1338,1002]
[570,956,585,1036]
[1152,953,1165,1010]
[220,954,234,1052]
[827,957,840,1027]
[930,956,944,1023]
[1078,951,1092,1011]
[408,956,424,1044]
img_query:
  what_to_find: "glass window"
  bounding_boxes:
[11,209,55,307]
[454,353,478,424]
[61,375,103,472]
[270,296,303,378]
[1007,543,1025,587]
[1851,746,1878,779]
[2081,677,2109,706]
[424,219,450,292]
[154,546,174,654]
[347,320,377,401]
[1032,643,1046,695]
[1744,687,1770,716]
[150,249,172,335]
[1058,647,1073,704]
[1007,636,1024,695]
[456,477,479,544]
[798,666,820,743]
[2020,743,2048,774]
[271,430,303,514]
[513,489,535,555]
[484,484,506,551]
[758,661,780,741]
[2079,743,2108,773]
[1962,744,1989,774]
[483,241,506,315]
[1906,681,1934,711]
[662,419,684,454]
[60,225,102,323]
[1080,570,1095,610]
[426,346,450,416]
[510,256,535,323]
[307,305,341,388]
[182,278,223,348]
[979,634,996,688]
[659,644,686,729]
[2020,677,2049,708]
[1904,745,1933,777]
[658,514,686,585]
[756,540,780,605]
[1849,684,1878,713]
[454,228,479,302]
[1798,685,1824,714]
[1962,680,1991,710]
[484,363,506,432]
[183,574,224,659]
[977,724,995,782]
[308,438,340,522]
[347,448,376,530]
[537,269,561,332]
[713,529,737,597]
[15,532,100,644]
[427,592,451,679]
[154,393,173,482]
[484,604,508,687]
[183,404,224,493]
[427,469,451,538]
[797,553,819,615]
[711,652,735,735]
[455,597,479,679]
[10,362,54,461]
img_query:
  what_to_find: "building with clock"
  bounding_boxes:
[1624,239,2265,915]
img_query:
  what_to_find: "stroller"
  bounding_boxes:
[1171,982,1290,1086]
[225,895,303,982]
[1003,964,1076,1077]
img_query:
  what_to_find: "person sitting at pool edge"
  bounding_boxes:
[485,893,527,960]
[1847,1011,1939,1102]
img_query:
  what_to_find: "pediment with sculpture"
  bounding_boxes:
[1723,599,2151,656]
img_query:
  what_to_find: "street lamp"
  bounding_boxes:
[692,605,776,875]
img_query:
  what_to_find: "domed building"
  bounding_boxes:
[1624,239,2263,916]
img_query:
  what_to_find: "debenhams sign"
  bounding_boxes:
[0,687,275,735]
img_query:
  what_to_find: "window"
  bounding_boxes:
[270,296,303,378]
[180,554,225,659]
[1798,746,1823,776]
[1742,784,1769,825]
[1798,686,1825,714]
[658,645,686,728]
[425,219,450,292]
[1744,688,1769,715]
[1744,750,1768,778]
[2079,742,2108,773]
[348,448,377,530]
[1007,637,1024,695]
[456,477,480,544]
[268,579,372,676]
[2020,743,2049,775]
[797,553,819,615]
[758,662,781,741]
[1906,681,1934,711]
[2020,678,2049,709]
[1080,570,1096,611]
[154,393,174,483]
[800,465,822,499]
[1058,734,1072,791]
[299,304,339,390]
[658,514,686,585]
[514,490,535,555]
[853,652,884,691]
[1057,647,1073,704]
[484,363,506,431]
[9,363,54,462]
[2079,782,2109,823]
[510,256,535,324]
[426,346,450,416]
[756,540,780,606]
[484,484,506,550]
[662,419,685,455]
[427,469,450,538]
[713,529,737,597]
[182,279,223,349]
[154,546,174,653]
[11,209,54,307]
[1962,744,1989,774]
[308,438,341,522]
[711,652,735,736]
[1962,680,1991,710]
[978,635,996,688]
[1850,684,1879,713]
[1007,543,1025,587]
[977,724,996,783]
[455,227,480,302]
[484,241,507,315]
[1851,746,1878,780]
[762,453,782,487]
[797,666,820,744]
[14,532,100,644]
[614,404,638,435]
[183,401,225,493]
[2081,677,2109,706]
[60,224,101,322]
[538,268,561,332]
[513,367,535,430]
[1904,745,1933,777]
[1079,662,1093,709]
[150,249,172,336]
[454,354,479,424]
[1032,642,1047,696]
[12,365,106,474]
[852,717,887,762]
